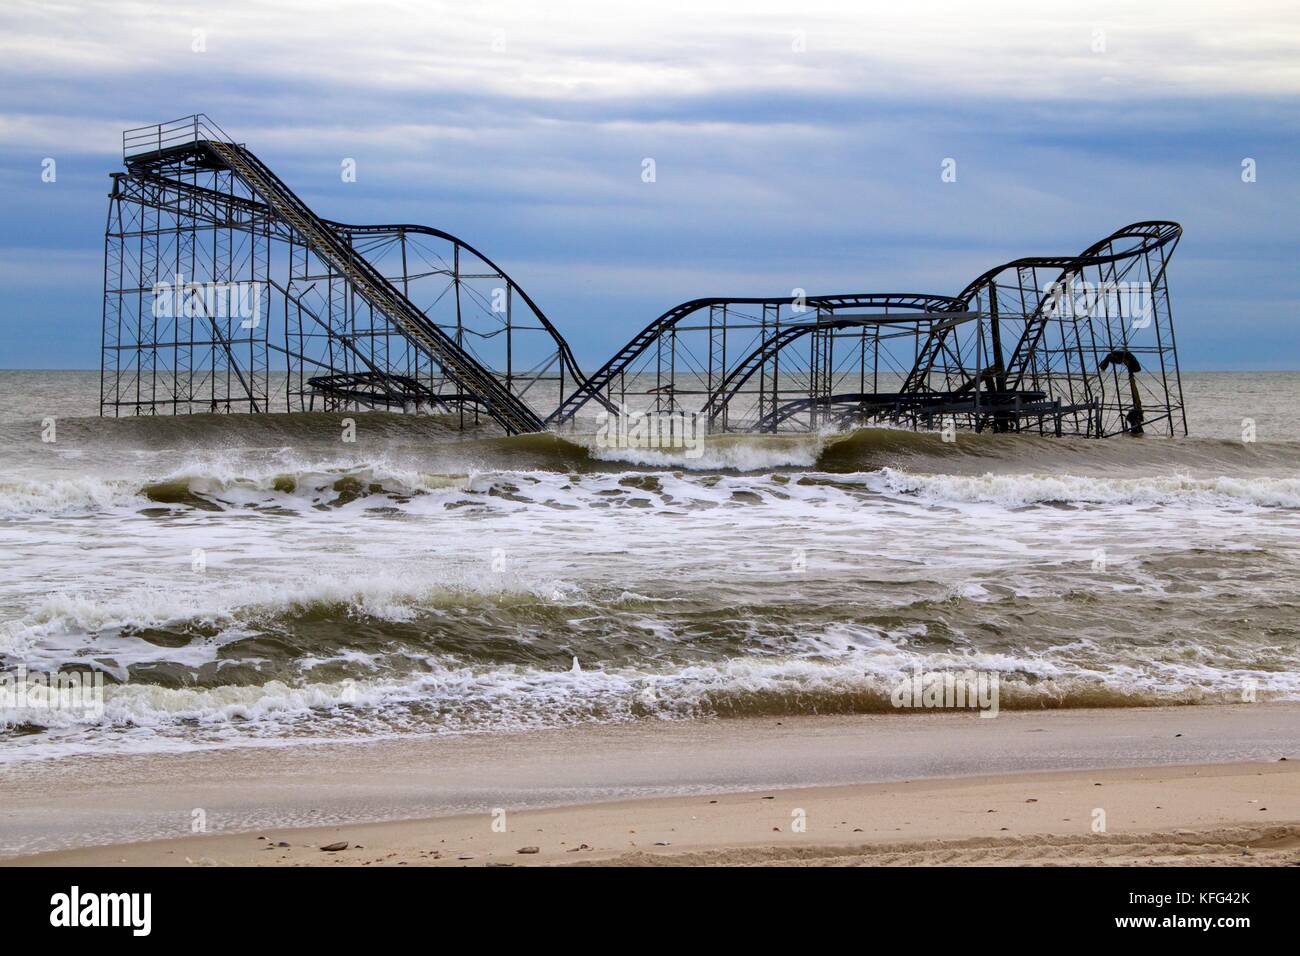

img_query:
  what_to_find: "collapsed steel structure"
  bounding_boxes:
[103,116,1187,438]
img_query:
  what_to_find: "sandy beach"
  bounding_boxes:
[6,704,1298,867]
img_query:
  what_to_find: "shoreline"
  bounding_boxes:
[3,703,1298,865]
[12,761,1300,867]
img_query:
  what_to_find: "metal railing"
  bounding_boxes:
[122,113,236,160]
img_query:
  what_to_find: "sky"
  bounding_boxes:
[1,0,1298,370]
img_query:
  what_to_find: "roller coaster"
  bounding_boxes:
[102,116,1186,438]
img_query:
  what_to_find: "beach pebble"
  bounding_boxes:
[516,846,540,854]
[319,841,349,852]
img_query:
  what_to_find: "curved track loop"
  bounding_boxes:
[901,221,1182,397]
[549,293,965,426]
[552,221,1182,438]
[697,295,964,427]
[329,221,587,404]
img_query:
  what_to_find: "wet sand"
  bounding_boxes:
[4,704,1298,866]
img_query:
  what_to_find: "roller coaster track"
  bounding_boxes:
[305,371,450,410]
[113,166,586,417]
[549,293,965,426]
[121,116,544,433]
[992,221,1181,396]
[899,222,1182,397]
[330,221,588,398]
[202,140,544,434]
[548,297,751,425]
[106,117,1186,439]
[752,388,1063,433]
[750,390,1042,432]
[696,295,967,426]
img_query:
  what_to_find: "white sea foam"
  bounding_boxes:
[8,446,1300,522]
[586,434,824,471]
[0,454,476,516]
[5,621,1298,760]
[0,568,582,673]
[0,477,145,514]
[6,433,1300,763]
[873,468,1300,509]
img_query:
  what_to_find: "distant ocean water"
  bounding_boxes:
[1,370,1298,762]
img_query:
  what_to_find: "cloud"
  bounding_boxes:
[3,0,1299,106]
[0,1,1296,369]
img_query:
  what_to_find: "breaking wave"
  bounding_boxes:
[0,477,144,515]
[587,433,826,470]
[873,468,1300,509]
[5,622,1298,760]
[5,456,1300,518]
[6,410,1300,761]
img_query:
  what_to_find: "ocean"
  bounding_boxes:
[2,370,1298,762]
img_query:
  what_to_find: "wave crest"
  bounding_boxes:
[876,468,1300,508]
